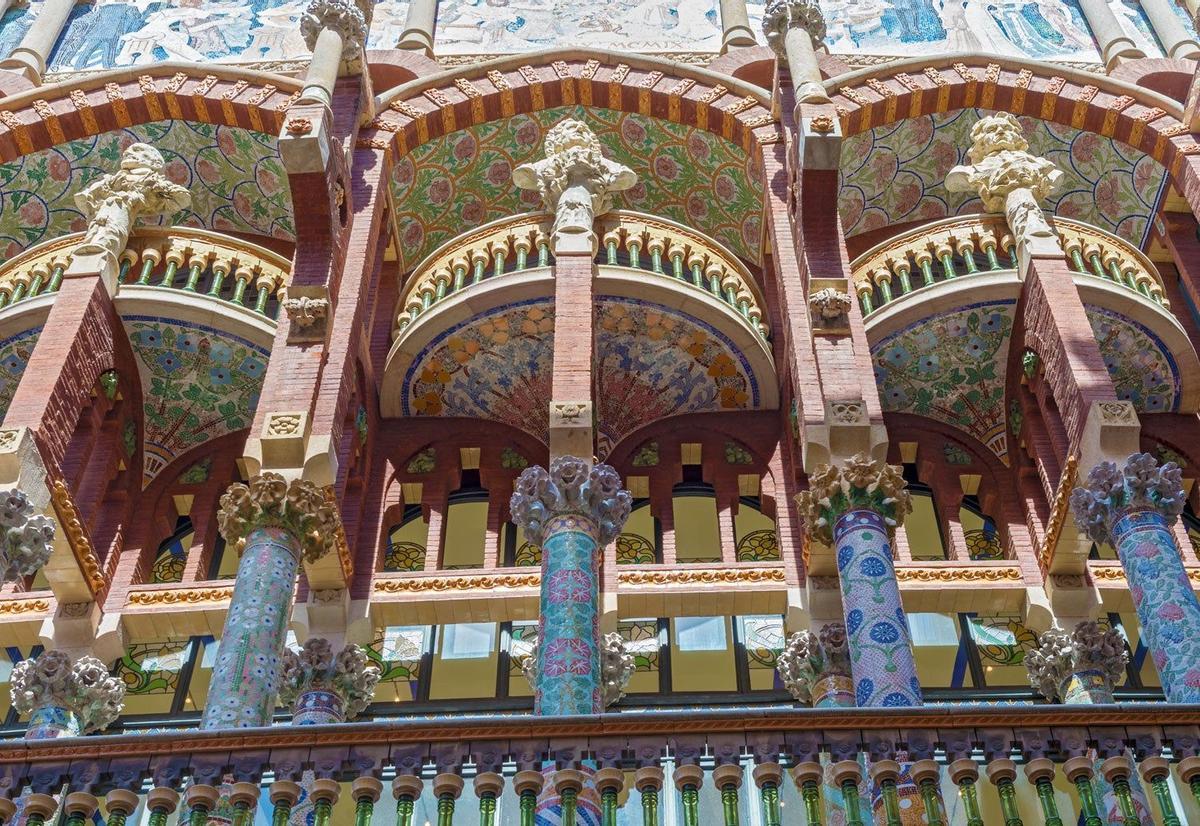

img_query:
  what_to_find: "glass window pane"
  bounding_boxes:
[368,625,428,704]
[617,505,657,564]
[443,500,488,569]
[619,619,661,694]
[734,505,778,561]
[671,617,735,692]
[114,640,192,716]
[672,495,722,562]
[428,623,498,700]
[183,637,218,713]
[508,622,536,698]
[385,514,427,571]
[909,612,970,688]
[968,615,1037,686]
[905,491,946,560]
[739,615,784,690]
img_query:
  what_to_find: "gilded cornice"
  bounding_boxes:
[323,485,354,580]
[618,568,786,586]
[126,586,234,606]
[374,573,541,593]
[1038,455,1078,573]
[1090,565,1200,587]
[895,566,1022,583]
[49,479,105,597]
[0,597,50,615]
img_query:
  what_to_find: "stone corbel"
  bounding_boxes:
[549,400,594,461]
[289,588,372,650]
[38,600,125,665]
[797,113,841,171]
[278,102,335,176]
[281,285,331,344]
[803,398,886,471]
[807,279,851,334]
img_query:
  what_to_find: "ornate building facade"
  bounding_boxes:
[0,0,1198,822]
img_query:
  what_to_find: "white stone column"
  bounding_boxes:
[719,0,756,51]
[1077,0,1145,69]
[1141,0,1200,59]
[299,0,370,106]
[761,0,828,103]
[0,0,77,84]
[396,0,436,54]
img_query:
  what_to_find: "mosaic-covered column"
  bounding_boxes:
[510,457,631,715]
[796,454,921,707]
[1025,620,1128,704]
[1071,452,1200,703]
[0,488,56,586]
[776,622,854,707]
[201,473,339,729]
[521,631,635,709]
[10,649,125,738]
[278,637,381,724]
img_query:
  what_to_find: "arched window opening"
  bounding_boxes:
[442,470,488,570]
[960,495,1004,560]
[734,496,779,561]
[150,516,195,583]
[384,504,428,572]
[617,499,659,564]
[503,521,540,566]
[902,464,947,561]
[672,466,721,563]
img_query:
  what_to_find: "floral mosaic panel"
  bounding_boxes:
[391,105,762,270]
[125,316,269,486]
[0,327,40,422]
[0,120,293,261]
[27,0,409,71]
[1086,305,1180,413]
[872,301,1014,463]
[401,297,763,449]
[434,0,724,53]
[840,109,1168,247]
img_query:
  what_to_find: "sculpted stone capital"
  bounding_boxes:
[761,0,827,54]
[513,119,636,251]
[794,453,911,546]
[522,632,634,707]
[217,473,341,563]
[0,488,55,583]
[73,143,191,264]
[776,623,850,703]
[509,456,632,546]
[945,114,1063,253]
[301,0,370,60]
[1024,621,1128,702]
[278,637,380,720]
[808,287,852,329]
[10,650,125,734]
[1070,452,1185,545]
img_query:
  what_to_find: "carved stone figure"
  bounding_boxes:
[73,143,191,265]
[521,632,635,707]
[277,637,381,722]
[945,114,1064,256]
[282,295,330,329]
[301,0,371,62]
[0,488,55,584]
[510,456,633,546]
[512,120,637,252]
[776,623,852,704]
[1025,621,1128,703]
[217,473,341,563]
[10,649,126,735]
[809,287,853,328]
[761,0,828,103]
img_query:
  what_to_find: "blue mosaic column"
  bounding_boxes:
[511,457,631,716]
[796,455,922,707]
[1071,453,1200,703]
[201,474,339,729]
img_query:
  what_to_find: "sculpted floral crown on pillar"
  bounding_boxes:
[1069,452,1186,543]
[217,472,341,563]
[509,456,632,546]
[794,453,911,546]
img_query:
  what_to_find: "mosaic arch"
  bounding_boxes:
[841,109,1168,248]
[125,316,269,487]
[1086,305,1180,413]
[399,297,762,446]
[872,300,1014,464]
[0,120,293,262]
[0,327,40,421]
[390,105,763,271]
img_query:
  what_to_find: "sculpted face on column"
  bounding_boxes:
[513,120,637,253]
[73,143,191,266]
[0,488,55,585]
[945,113,1064,256]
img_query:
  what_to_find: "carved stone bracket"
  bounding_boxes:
[808,287,852,332]
[0,488,55,584]
[216,473,341,564]
[521,632,634,707]
[1025,620,1128,703]
[794,453,911,546]
[1070,452,1185,545]
[281,293,330,343]
[278,637,380,721]
[509,456,632,546]
[10,650,126,734]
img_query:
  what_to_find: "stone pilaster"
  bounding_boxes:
[0,488,55,585]
[521,631,634,708]
[278,637,381,724]
[1071,452,1200,702]
[510,457,631,715]
[1024,620,1128,704]
[10,649,125,738]
[761,0,828,104]
[776,622,854,707]
[796,454,921,706]
[201,473,340,729]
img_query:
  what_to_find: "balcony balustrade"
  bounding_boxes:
[851,215,1169,316]
[0,228,291,319]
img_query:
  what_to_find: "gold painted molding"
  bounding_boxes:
[50,478,106,596]
[896,566,1022,583]
[1038,455,1078,572]
[618,568,786,586]
[126,586,234,606]
[374,573,541,593]
[0,598,50,614]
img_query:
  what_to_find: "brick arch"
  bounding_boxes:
[361,50,783,159]
[0,63,301,162]
[826,56,1200,217]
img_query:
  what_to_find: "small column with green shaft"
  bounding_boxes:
[309,778,341,826]
[103,791,141,826]
[791,762,824,826]
[752,763,784,826]
[474,772,504,826]
[269,780,302,826]
[61,792,100,826]
[1023,759,1065,826]
[351,777,384,826]
[145,787,182,826]
[514,770,545,826]
[1101,755,1145,826]
[555,769,587,826]
[673,764,704,826]
[228,782,262,826]
[1179,756,1200,812]
[986,759,1025,826]
[594,768,624,826]
[20,794,58,826]
[831,761,866,826]
[870,760,905,826]
[713,764,743,826]
[1138,756,1182,826]
[635,766,665,826]
[433,773,464,826]
[392,775,424,826]
[1063,757,1104,826]
[910,760,945,826]
[185,784,220,826]
[948,759,985,826]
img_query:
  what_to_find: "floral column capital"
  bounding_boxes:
[278,638,380,721]
[794,453,911,546]
[0,488,55,583]
[217,473,342,564]
[776,623,852,704]
[513,120,637,253]
[510,456,633,546]
[761,0,827,54]
[522,632,635,707]
[1070,453,1185,544]
[1025,621,1128,703]
[301,0,371,63]
[10,650,125,734]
